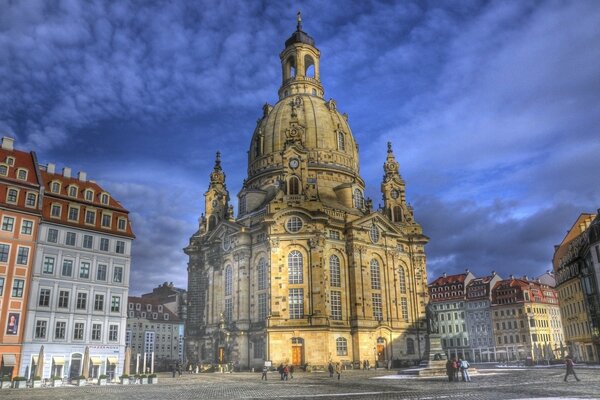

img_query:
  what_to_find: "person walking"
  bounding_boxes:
[289,365,294,379]
[261,365,268,381]
[171,364,176,378]
[459,358,471,382]
[335,362,342,380]
[328,362,334,378]
[564,355,580,382]
[277,363,284,380]
[445,359,453,382]
[283,365,289,381]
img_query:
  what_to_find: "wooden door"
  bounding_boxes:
[292,346,302,365]
[377,344,385,362]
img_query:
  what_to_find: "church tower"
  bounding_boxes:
[185,14,429,370]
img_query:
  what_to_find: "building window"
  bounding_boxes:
[337,132,345,151]
[0,244,8,262]
[85,190,94,201]
[55,321,66,339]
[224,298,233,321]
[369,224,380,243]
[258,292,268,320]
[113,266,123,283]
[35,320,47,339]
[94,294,104,311]
[102,214,111,228]
[74,323,84,340]
[100,238,109,251]
[42,256,55,274]
[16,247,29,265]
[336,337,348,356]
[289,288,304,319]
[331,291,342,320]
[69,186,77,197]
[253,339,265,359]
[76,292,87,310]
[398,267,406,294]
[111,296,121,312]
[6,188,18,203]
[51,182,60,193]
[116,240,125,254]
[62,259,73,277]
[97,264,107,281]
[224,265,233,296]
[85,210,96,224]
[353,189,364,209]
[79,262,90,279]
[288,176,300,195]
[58,290,69,308]
[101,193,109,205]
[372,293,382,320]
[257,258,267,290]
[118,218,127,231]
[109,324,118,341]
[288,250,303,284]
[406,338,415,355]
[17,169,27,180]
[51,204,61,217]
[65,232,76,246]
[68,207,79,221]
[0,165,6,175]
[92,323,102,340]
[83,234,93,249]
[370,259,381,289]
[286,216,303,233]
[1,216,14,231]
[47,228,58,243]
[39,288,51,307]
[330,255,341,287]
[401,298,409,320]
[26,192,37,207]
[329,230,340,240]
[21,220,33,235]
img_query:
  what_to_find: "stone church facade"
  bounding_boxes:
[185,16,429,370]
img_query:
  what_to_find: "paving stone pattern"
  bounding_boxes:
[2,366,599,400]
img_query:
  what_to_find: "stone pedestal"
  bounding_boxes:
[418,334,448,377]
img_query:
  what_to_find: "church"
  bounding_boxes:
[185,14,429,370]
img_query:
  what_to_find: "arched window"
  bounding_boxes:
[224,265,232,296]
[353,189,364,209]
[257,258,267,291]
[393,206,402,222]
[370,259,380,289]
[286,56,296,78]
[208,215,217,231]
[329,255,341,287]
[336,337,348,356]
[288,176,300,195]
[304,55,315,78]
[288,251,303,284]
[398,267,406,294]
[406,338,415,355]
[369,224,380,243]
[337,132,345,151]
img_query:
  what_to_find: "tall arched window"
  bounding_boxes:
[257,258,267,291]
[337,132,345,151]
[304,55,315,78]
[288,176,300,195]
[329,255,341,287]
[393,206,402,222]
[208,215,217,231]
[224,265,233,296]
[353,189,364,209]
[288,251,303,284]
[398,267,406,294]
[406,338,415,355]
[370,259,380,289]
[336,337,348,356]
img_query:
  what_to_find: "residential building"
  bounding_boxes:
[428,271,475,359]
[554,212,599,362]
[464,272,502,362]
[141,282,187,321]
[126,296,184,372]
[0,137,42,378]
[19,163,135,380]
[185,16,430,370]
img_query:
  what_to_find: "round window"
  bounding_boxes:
[370,224,380,243]
[286,216,303,233]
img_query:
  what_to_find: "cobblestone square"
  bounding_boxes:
[2,365,599,400]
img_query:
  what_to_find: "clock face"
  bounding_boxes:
[391,189,399,199]
[212,199,218,207]
[289,159,299,169]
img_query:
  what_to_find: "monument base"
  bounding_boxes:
[418,334,448,377]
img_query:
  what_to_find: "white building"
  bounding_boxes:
[19,164,134,380]
[465,273,502,362]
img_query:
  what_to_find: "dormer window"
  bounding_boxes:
[6,188,18,203]
[100,193,109,205]
[164,314,169,320]
[51,181,60,193]
[118,218,127,231]
[141,312,146,318]
[85,189,94,201]
[146,304,152,311]
[353,189,364,209]
[153,313,158,319]
[6,157,14,166]
[136,303,141,310]
[16,168,28,180]
[337,132,345,151]
[0,165,7,176]
[69,186,78,197]
[158,305,163,313]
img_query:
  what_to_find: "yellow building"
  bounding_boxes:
[184,15,429,370]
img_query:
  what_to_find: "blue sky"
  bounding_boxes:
[1,0,599,295]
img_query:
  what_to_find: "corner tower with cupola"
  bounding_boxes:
[185,13,429,370]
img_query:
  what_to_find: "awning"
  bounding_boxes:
[2,354,16,366]
[106,356,118,364]
[52,356,65,365]
[90,356,103,365]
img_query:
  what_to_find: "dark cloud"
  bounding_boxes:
[1,0,599,293]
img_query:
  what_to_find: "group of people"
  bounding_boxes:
[275,363,294,380]
[327,362,342,380]
[445,357,471,382]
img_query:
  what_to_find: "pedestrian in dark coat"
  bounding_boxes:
[328,362,334,378]
[445,359,453,382]
[277,363,284,380]
[564,355,580,382]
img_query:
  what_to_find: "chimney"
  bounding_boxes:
[1,137,14,151]
[78,171,87,182]
[62,167,71,178]
[47,163,56,174]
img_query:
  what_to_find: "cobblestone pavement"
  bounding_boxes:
[1,366,599,400]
